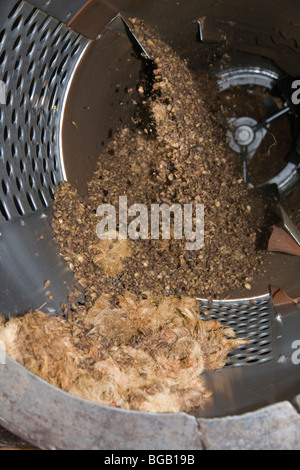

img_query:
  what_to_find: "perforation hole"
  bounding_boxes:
[258,324,270,332]
[49,84,58,110]
[14,55,21,70]
[259,339,271,346]
[71,43,81,57]
[0,29,6,44]
[61,37,71,54]
[49,22,60,38]
[11,109,17,124]
[6,90,12,106]
[11,143,16,158]
[51,126,57,143]
[19,159,25,173]
[2,180,8,196]
[20,93,25,107]
[0,200,9,221]
[0,51,7,66]
[41,127,45,144]
[57,55,68,75]
[48,69,57,89]
[2,71,9,84]
[13,195,23,215]
[16,75,23,91]
[39,63,47,79]
[27,60,35,75]
[6,161,12,177]
[27,22,37,37]
[31,158,36,172]
[36,143,40,159]
[38,16,50,32]
[26,41,35,57]
[60,70,68,85]
[245,357,260,364]
[53,155,58,171]
[50,170,56,186]
[16,177,22,191]
[38,86,47,107]
[28,78,36,99]
[39,46,48,60]
[38,189,47,207]
[42,158,47,172]
[51,32,61,48]
[8,2,22,19]
[26,192,36,211]
[24,110,29,124]
[4,126,9,142]
[12,34,22,51]
[24,142,29,158]
[40,173,45,186]
[259,349,273,357]
[11,15,23,31]
[28,174,34,188]
[47,142,51,158]
[49,186,55,198]
[49,50,59,69]
[47,110,52,126]
[24,7,37,26]
[40,28,50,42]
[259,317,270,324]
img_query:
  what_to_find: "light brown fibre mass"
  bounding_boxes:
[0,295,245,413]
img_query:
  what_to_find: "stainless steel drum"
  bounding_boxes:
[0,0,300,450]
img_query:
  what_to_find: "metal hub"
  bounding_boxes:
[217,63,300,193]
[227,116,267,164]
[235,125,255,146]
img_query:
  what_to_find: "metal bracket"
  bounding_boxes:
[278,203,300,246]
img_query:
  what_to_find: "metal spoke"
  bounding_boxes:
[254,106,291,132]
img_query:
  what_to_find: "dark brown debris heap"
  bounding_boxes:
[52,18,272,302]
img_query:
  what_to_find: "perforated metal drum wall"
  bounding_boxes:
[0,1,89,222]
[199,294,274,367]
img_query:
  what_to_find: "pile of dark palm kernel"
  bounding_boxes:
[53,19,276,305]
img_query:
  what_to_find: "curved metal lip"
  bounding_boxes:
[266,162,300,195]
[197,292,271,304]
[216,67,280,91]
[0,353,201,450]
[58,39,92,182]
[1,354,179,420]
